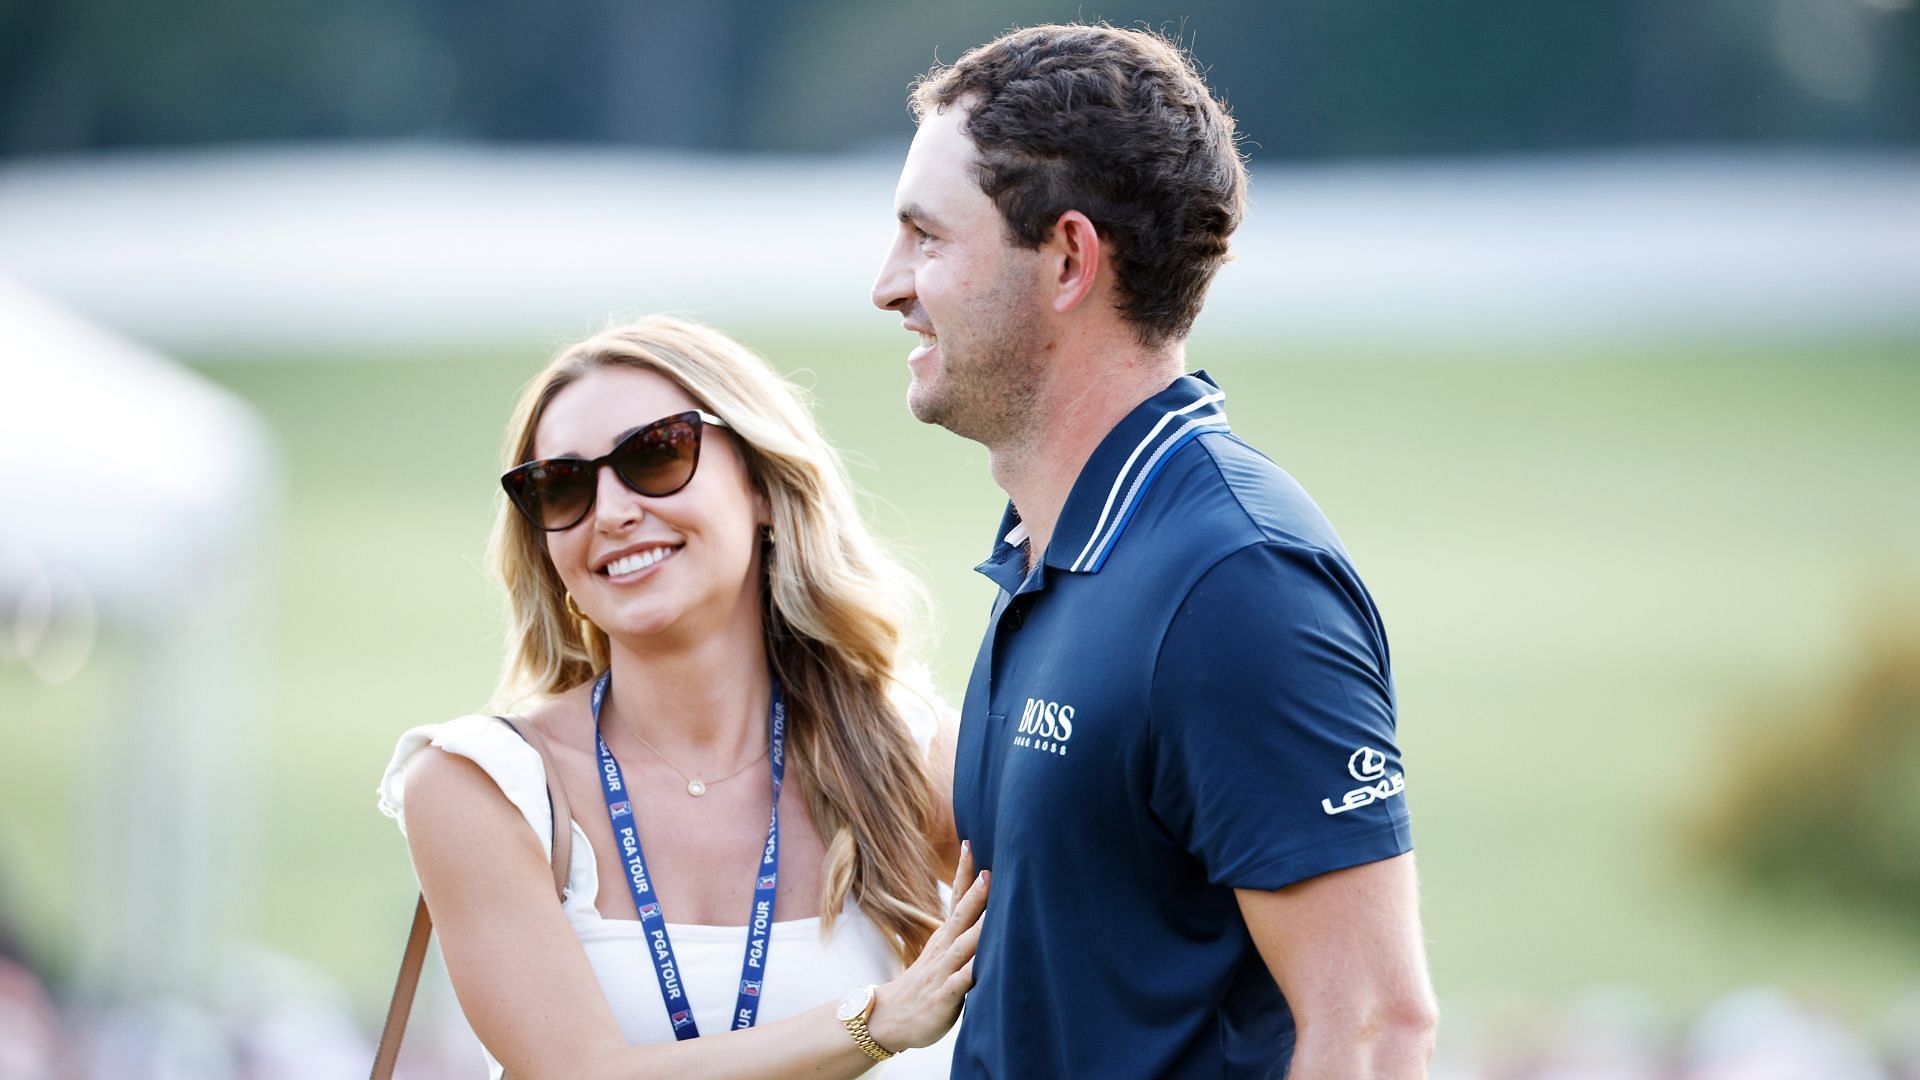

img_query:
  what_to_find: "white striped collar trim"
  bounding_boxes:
[1067,390,1228,572]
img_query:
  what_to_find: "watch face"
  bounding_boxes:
[836,984,874,1021]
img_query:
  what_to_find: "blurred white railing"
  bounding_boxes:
[0,145,1915,352]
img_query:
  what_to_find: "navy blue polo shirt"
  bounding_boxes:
[949,372,1413,1080]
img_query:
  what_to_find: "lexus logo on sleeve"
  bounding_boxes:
[1348,746,1387,782]
[1324,746,1404,816]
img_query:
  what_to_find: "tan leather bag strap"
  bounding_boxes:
[497,714,576,896]
[370,716,575,1080]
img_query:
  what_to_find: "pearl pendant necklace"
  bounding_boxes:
[627,729,769,798]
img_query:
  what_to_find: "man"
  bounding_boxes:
[871,23,1437,1080]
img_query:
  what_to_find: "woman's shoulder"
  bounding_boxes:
[377,713,540,830]
[377,685,597,847]
[509,684,597,755]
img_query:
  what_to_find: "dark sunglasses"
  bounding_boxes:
[500,410,729,531]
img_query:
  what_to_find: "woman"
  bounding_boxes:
[378,316,983,1077]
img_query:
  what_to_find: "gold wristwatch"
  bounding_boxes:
[836,984,897,1061]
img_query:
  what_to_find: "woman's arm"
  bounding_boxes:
[404,748,985,1080]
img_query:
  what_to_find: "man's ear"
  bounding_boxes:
[1045,210,1105,316]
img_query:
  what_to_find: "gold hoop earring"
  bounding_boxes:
[565,593,588,621]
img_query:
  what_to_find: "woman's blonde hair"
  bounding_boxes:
[487,316,943,961]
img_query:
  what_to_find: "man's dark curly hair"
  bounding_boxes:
[911,24,1247,346]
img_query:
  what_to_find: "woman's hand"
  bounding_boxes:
[864,842,990,1052]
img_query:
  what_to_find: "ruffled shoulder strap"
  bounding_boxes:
[378,714,592,903]
[379,715,551,851]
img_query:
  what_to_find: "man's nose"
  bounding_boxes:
[871,237,914,313]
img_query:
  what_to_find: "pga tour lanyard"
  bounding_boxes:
[591,670,787,1039]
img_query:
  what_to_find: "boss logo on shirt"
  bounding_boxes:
[1012,696,1074,757]
[1322,745,1405,816]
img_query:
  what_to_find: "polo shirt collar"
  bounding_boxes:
[975,371,1230,591]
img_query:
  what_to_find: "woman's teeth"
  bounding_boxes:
[606,548,675,576]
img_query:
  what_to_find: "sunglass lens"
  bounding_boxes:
[516,459,595,530]
[612,416,701,496]
[501,413,708,530]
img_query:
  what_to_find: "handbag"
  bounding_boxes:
[370,715,576,1080]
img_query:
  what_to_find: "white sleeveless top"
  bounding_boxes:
[378,687,957,1079]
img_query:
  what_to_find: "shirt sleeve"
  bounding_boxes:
[1146,541,1413,891]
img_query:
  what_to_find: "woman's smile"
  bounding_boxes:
[598,543,683,582]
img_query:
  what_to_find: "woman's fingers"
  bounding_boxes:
[874,861,987,1050]
[949,840,974,896]
[951,910,983,951]
[942,957,976,998]
[924,850,985,955]
[945,912,983,966]
[950,868,989,925]
[933,880,990,972]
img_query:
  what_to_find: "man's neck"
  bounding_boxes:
[990,336,1185,569]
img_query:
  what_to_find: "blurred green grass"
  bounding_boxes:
[5,329,1918,1022]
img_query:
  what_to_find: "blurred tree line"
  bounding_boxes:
[2,0,1916,159]
[1693,603,1920,925]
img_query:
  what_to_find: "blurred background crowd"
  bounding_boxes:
[2,0,1917,1076]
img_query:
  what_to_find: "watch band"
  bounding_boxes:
[844,1011,896,1061]
[837,984,898,1061]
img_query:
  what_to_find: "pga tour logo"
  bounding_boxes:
[757,874,777,891]
[637,902,661,920]
[740,979,762,998]
[670,1009,693,1029]
[1321,746,1406,816]
[609,800,631,817]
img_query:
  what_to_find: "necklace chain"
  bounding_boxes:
[627,728,768,797]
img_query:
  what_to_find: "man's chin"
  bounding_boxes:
[908,384,977,441]
[906,377,946,426]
